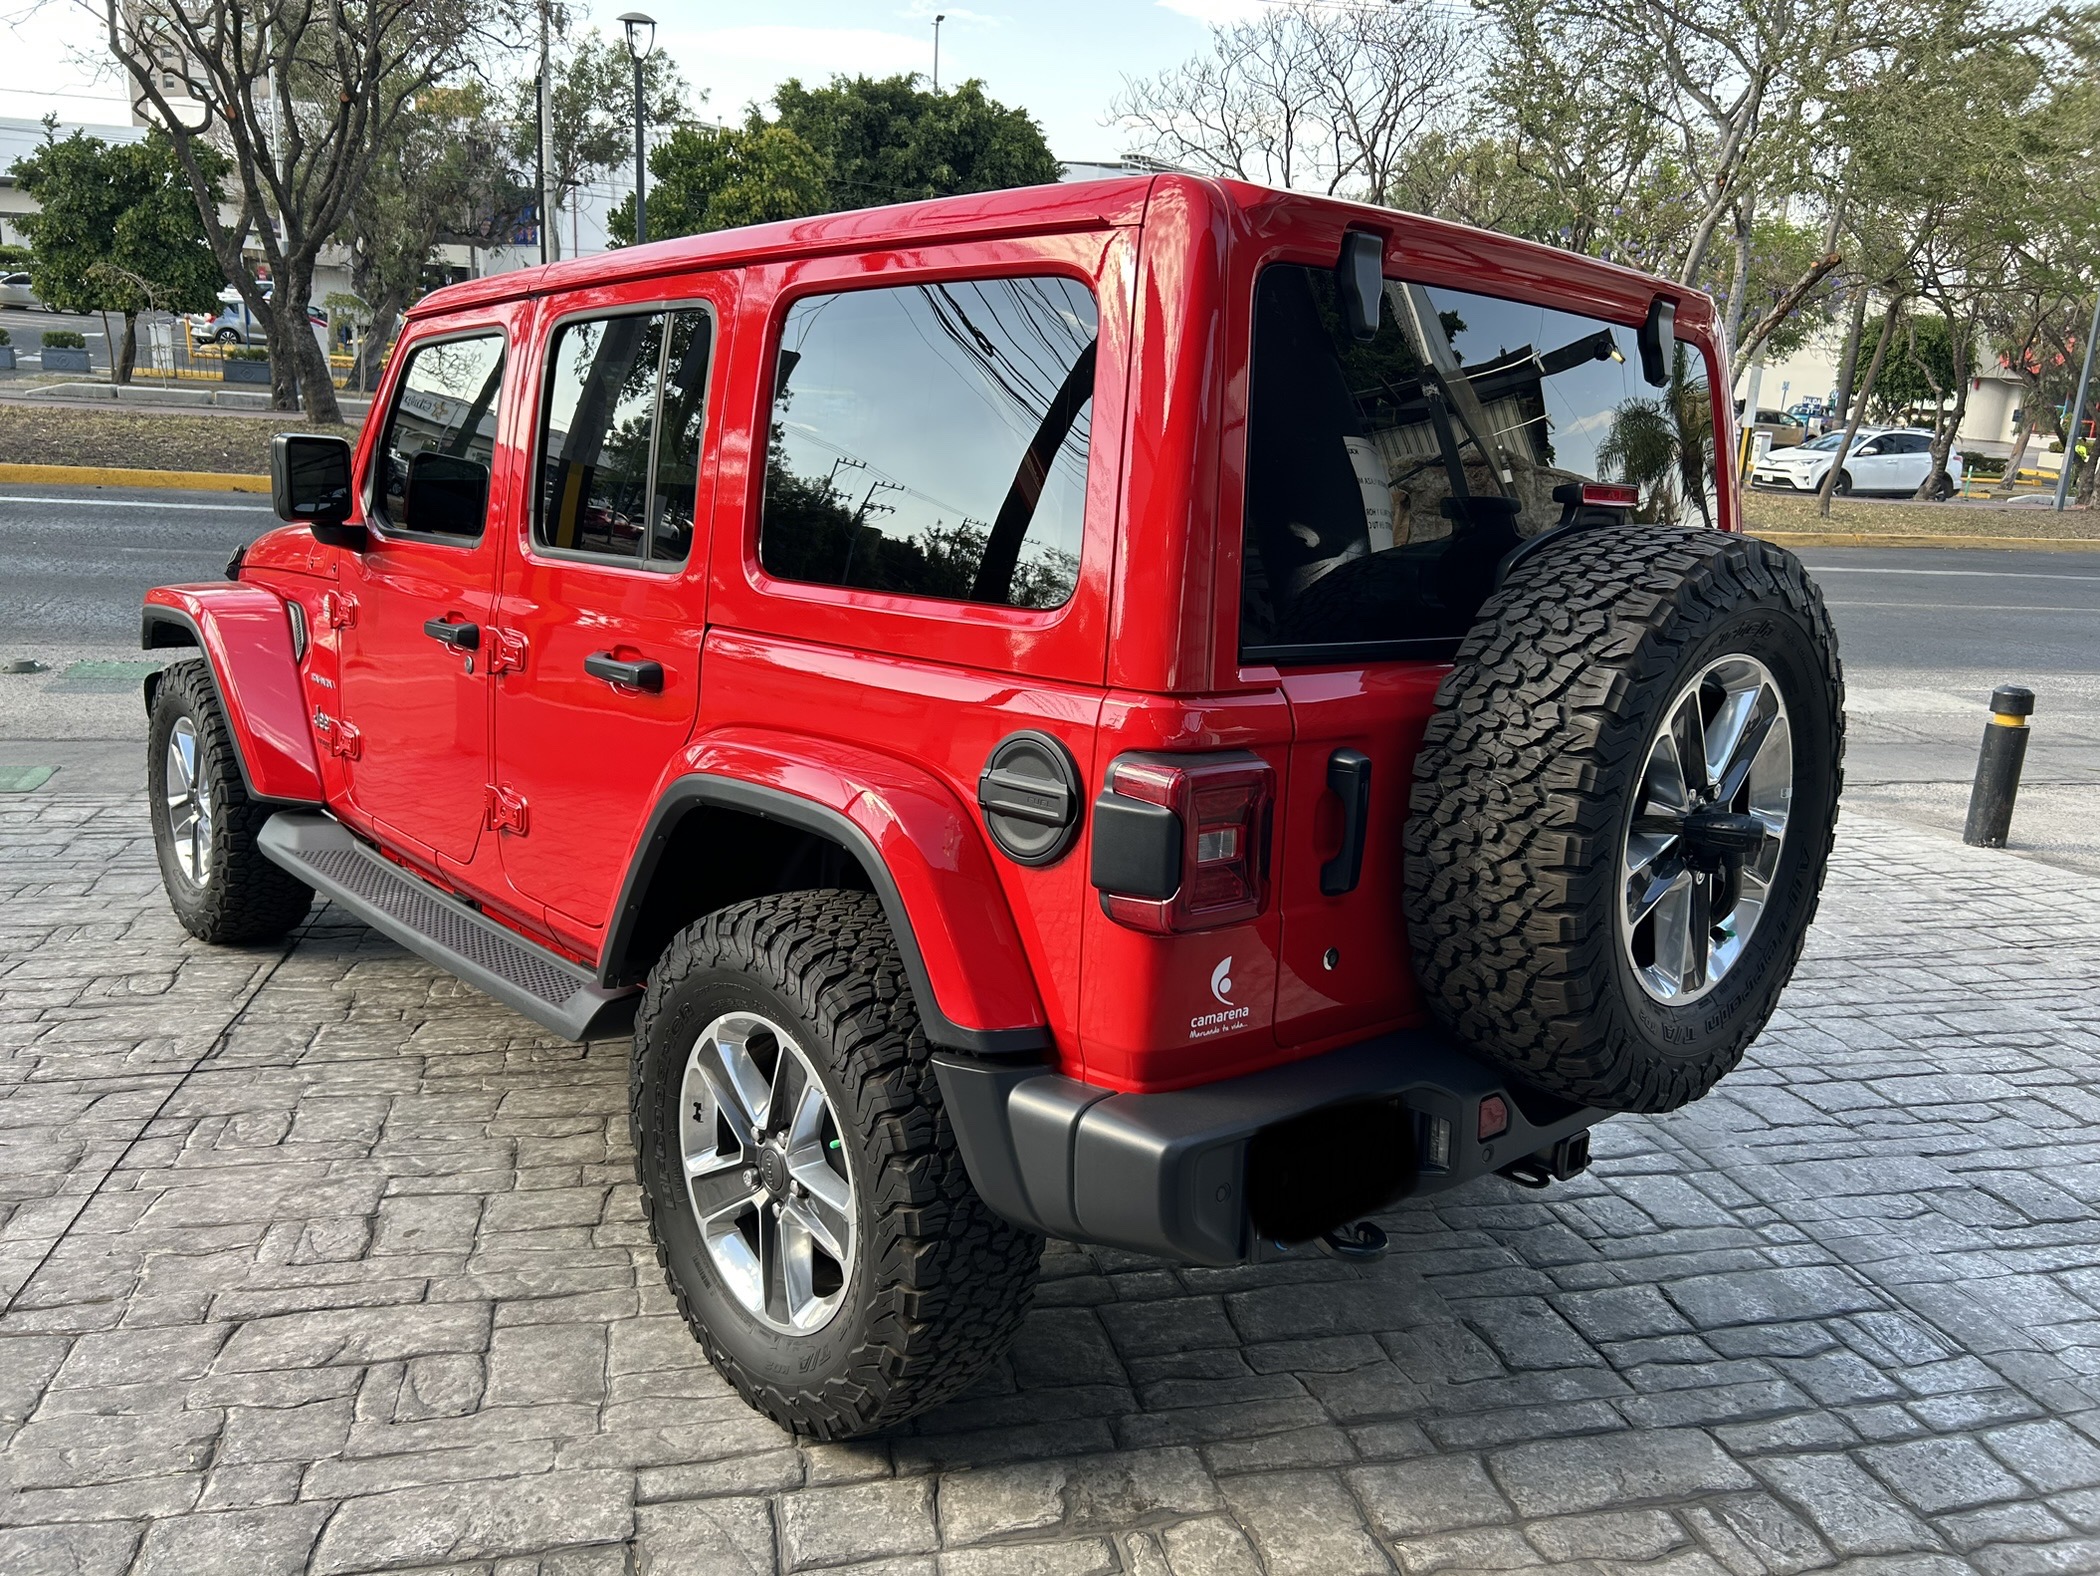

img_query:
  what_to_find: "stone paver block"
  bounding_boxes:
[1347,1454,1511,1537]
[1749,1453,1943,1556]
[781,1477,937,1569]
[310,1471,633,1572]
[1490,1429,1754,1517]
[1219,1471,1393,1575]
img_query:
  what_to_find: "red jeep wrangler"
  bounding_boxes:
[143,176,1841,1439]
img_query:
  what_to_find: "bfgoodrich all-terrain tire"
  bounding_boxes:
[630,890,1042,1439]
[1405,525,1843,1114]
[148,659,313,945]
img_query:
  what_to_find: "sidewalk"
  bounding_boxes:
[1,796,2097,1574]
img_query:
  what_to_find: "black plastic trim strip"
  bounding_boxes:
[603,773,1052,1059]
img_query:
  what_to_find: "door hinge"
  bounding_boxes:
[485,627,529,675]
[314,711,361,760]
[321,591,358,629]
[485,784,530,835]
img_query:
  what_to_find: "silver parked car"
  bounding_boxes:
[0,271,48,311]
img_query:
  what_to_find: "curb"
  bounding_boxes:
[1749,529,2100,552]
[0,463,271,494]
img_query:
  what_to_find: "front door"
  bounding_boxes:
[337,324,515,868]
[491,295,722,951]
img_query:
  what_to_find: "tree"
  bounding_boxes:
[510,27,688,260]
[12,123,224,383]
[336,83,519,392]
[1112,3,1468,199]
[608,75,1059,244]
[101,0,518,420]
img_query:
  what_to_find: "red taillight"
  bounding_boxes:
[1580,482,1641,509]
[1092,752,1273,934]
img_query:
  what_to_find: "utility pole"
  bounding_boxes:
[2055,290,2100,511]
[932,13,945,92]
[537,0,551,266]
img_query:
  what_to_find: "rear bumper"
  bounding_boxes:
[933,1030,1609,1267]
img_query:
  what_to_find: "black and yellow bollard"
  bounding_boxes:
[1963,685,2035,848]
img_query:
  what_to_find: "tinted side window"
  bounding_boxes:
[537,309,712,567]
[1241,266,1718,661]
[375,332,505,540]
[760,276,1097,610]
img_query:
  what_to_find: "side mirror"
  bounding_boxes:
[1336,230,1385,345]
[402,450,490,538]
[1639,296,1676,387]
[270,433,360,547]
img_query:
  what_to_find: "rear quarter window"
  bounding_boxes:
[758,275,1098,611]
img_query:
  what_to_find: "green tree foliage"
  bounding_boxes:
[511,29,689,259]
[337,83,520,392]
[608,75,1060,244]
[12,123,224,383]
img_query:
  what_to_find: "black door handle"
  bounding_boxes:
[585,651,665,693]
[423,617,480,651]
[1321,748,1372,896]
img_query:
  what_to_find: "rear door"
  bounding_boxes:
[490,286,727,953]
[1234,261,1725,1046]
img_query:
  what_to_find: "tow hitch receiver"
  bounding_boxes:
[1497,1131,1593,1190]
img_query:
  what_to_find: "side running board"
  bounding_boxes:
[258,810,636,1041]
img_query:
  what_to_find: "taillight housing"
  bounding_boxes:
[1090,751,1273,933]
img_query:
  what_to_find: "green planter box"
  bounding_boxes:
[222,358,272,385]
[41,347,90,373]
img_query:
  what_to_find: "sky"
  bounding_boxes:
[0,0,1269,161]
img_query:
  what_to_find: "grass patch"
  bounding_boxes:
[0,405,358,474]
[1743,489,2100,541]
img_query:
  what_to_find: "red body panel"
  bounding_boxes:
[174,174,1738,1091]
[145,584,324,803]
[668,719,1052,1039]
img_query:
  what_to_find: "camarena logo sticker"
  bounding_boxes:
[1189,956,1251,1040]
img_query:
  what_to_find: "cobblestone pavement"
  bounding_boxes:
[3,793,2099,1576]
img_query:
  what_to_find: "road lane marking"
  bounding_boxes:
[1807,564,2100,583]
[1827,601,2100,612]
[0,495,272,511]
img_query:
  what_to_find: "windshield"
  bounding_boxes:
[1798,433,1851,452]
[1240,265,1719,662]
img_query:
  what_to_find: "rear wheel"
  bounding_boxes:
[1833,469,1854,496]
[1405,526,1843,1113]
[148,660,313,944]
[630,890,1041,1438]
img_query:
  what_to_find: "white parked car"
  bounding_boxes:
[0,271,48,310]
[1753,427,1960,499]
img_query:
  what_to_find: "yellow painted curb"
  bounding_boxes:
[1749,529,2100,551]
[0,463,271,493]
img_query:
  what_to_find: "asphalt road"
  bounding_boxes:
[0,305,188,372]
[1,486,2093,866]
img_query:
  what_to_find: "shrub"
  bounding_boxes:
[225,346,269,361]
[1960,450,2005,479]
[41,330,86,350]
[0,326,10,347]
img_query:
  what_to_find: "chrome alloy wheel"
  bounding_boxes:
[679,1011,855,1335]
[163,717,214,887]
[1620,655,1793,1003]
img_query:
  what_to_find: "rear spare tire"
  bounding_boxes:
[1405,525,1842,1113]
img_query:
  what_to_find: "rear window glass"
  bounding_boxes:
[759,276,1097,611]
[537,309,713,568]
[1240,265,1718,662]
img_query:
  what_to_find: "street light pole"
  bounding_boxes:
[932,13,945,92]
[2055,290,2100,511]
[619,12,657,246]
[537,0,551,265]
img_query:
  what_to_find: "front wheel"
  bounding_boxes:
[148,661,313,944]
[630,890,1041,1438]
[1832,470,1854,496]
